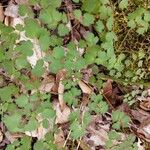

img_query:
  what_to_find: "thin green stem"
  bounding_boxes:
[98,74,150,87]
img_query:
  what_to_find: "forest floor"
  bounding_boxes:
[0,0,150,150]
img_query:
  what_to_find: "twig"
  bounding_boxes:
[102,93,115,110]
[117,29,131,51]
[63,129,71,148]
[76,137,82,150]
[0,5,9,8]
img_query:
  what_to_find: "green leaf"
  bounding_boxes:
[99,0,109,4]
[39,34,51,51]
[49,59,64,73]
[112,111,130,129]
[128,20,136,29]
[24,19,41,38]
[70,121,85,139]
[83,112,91,126]
[73,0,80,3]
[95,51,108,65]
[95,20,104,33]
[82,13,95,26]
[73,9,82,21]
[32,60,44,77]
[20,136,31,150]
[106,16,114,31]
[58,24,69,36]
[144,10,150,22]
[53,46,64,59]
[85,46,99,64]
[99,5,112,20]
[119,0,128,10]
[4,113,22,132]
[29,0,40,5]
[16,94,28,108]
[89,94,108,114]
[0,85,18,102]
[69,110,80,122]
[136,28,145,35]
[64,87,81,106]
[24,118,38,131]
[15,57,29,70]
[18,4,33,17]
[40,0,61,8]
[41,108,56,119]
[15,40,33,56]
[33,141,45,150]
[38,12,58,27]
[85,32,98,46]
[82,0,100,13]
[105,32,117,42]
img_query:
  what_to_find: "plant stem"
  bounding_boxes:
[98,74,150,87]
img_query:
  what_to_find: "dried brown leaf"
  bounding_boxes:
[15,0,28,4]
[54,128,65,149]
[103,80,113,98]
[140,99,150,111]
[0,130,3,143]
[78,80,92,94]
[0,3,4,22]
[4,4,18,18]
[53,101,70,124]
[137,117,150,142]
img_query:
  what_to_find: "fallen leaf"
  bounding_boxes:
[4,16,9,26]
[137,118,150,142]
[54,128,65,149]
[53,101,70,124]
[39,75,54,93]
[0,3,4,22]
[103,80,113,98]
[0,130,3,143]
[84,115,110,148]
[58,80,65,110]
[55,69,67,110]
[4,4,18,18]
[15,0,28,4]
[140,98,150,111]
[137,138,145,150]
[78,80,92,94]
[131,109,150,123]
[25,114,54,139]
[80,140,90,150]
[5,131,23,143]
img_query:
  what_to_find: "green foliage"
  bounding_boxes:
[15,94,29,108]
[32,60,45,77]
[95,20,105,33]
[85,32,99,46]
[106,132,137,150]
[82,0,100,13]
[112,111,130,129]
[119,0,128,10]
[6,136,31,150]
[64,87,81,106]
[128,8,150,34]
[89,94,108,114]
[18,4,34,17]
[1,0,148,149]
[3,113,22,132]
[82,13,95,26]
[58,24,69,36]
[69,110,91,140]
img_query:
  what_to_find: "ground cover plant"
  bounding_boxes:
[0,0,150,149]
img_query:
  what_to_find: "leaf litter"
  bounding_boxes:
[0,0,150,150]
